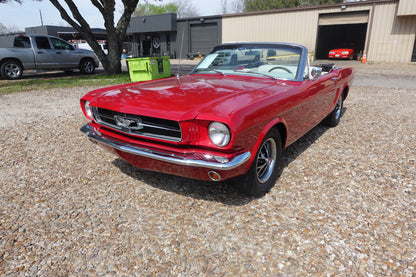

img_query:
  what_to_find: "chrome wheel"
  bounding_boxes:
[256,137,277,183]
[2,62,22,79]
[80,59,95,74]
[335,97,343,120]
[323,94,344,127]
[235,129,282,196]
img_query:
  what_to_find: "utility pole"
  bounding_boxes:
[39,9,44,26]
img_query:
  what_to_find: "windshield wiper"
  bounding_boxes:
[234,69,277,80]
[192,68,225,76]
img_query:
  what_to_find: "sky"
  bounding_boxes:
[0,0,228,31]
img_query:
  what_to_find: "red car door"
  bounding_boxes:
[301,73,337,132]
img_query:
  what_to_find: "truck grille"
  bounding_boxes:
[92,107,182,142]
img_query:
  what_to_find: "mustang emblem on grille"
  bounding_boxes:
[114,115,143,130]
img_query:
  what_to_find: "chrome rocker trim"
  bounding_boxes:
[80,124,251,171]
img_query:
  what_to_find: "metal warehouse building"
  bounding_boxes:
[222,0,416,63]
[18,0,416,63]
[125,0,415,63]
[126,13,222,59]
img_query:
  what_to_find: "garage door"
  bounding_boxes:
[190,23,218,55]
[319,11,369,26]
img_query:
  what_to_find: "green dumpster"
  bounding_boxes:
[127,56,171,82]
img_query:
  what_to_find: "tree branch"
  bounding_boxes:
[48,0,81,30]
[116,0,139,38]
[90,0,105,14]
[48,0,104,59]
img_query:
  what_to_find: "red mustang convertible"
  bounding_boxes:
[80,43,353,196]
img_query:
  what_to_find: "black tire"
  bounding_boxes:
[323,95,343,127]
[235,129,282,197]
[1,60,23,80]
[79,58,95,74]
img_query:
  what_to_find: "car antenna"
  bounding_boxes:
[177,29,185,79]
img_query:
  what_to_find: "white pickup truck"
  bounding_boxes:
[0,34,100,79]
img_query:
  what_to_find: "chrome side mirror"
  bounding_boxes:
[311,67,322,79]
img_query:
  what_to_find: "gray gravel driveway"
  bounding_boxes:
[0,62,415,275]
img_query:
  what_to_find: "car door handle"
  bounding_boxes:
[56,52,62,54]
[332,77,339,81]
[37,51,44,54]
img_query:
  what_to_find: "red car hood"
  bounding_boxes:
[85,74,288,121]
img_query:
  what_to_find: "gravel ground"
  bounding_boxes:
[0,63,415,276]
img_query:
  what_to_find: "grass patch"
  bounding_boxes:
[0,73,132,94]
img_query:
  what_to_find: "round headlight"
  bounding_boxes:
[208,122,231,147]
[84,100,93,119]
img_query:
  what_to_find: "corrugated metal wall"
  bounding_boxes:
[222,9,318,51]
[190,23,219,54]
[222,1,416,63]
[397,0,416,16]
[369,2,416,63]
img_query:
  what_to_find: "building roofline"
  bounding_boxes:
[222,0,398,18]
[176,14,222,21]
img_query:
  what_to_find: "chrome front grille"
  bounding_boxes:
[92,107,182,142]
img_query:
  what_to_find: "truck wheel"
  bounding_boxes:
[79,58,95,74]
[1,60,23,80]
[235,129,282,197]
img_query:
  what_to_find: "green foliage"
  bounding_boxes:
[0,0,21,3]
[304,0,344,5]
[0,0,41,4]
[244,0,343,12]
[134,2,179,16]
[0,22,22,34]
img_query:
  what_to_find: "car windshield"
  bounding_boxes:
[193,44,302,81]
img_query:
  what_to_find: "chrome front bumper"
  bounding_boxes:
[80,124,251,171]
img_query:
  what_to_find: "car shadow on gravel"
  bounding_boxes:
[112,158,250,205]
[280,107,347,169]
[111,108,346,205]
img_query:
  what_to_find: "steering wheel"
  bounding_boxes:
[268,66,293,75]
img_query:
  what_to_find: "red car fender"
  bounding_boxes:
[338,68,353,101]
[246,117,288,166]
[341,81,350,101]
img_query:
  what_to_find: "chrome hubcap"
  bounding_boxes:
[256,138,277,183]
[5,64,20,78]
[335,98,342,119]
[83,61,94,73]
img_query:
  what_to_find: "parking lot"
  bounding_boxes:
[0,61,415,275]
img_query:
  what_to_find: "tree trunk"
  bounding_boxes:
[48,0,140,75]
[101,33,123,75]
